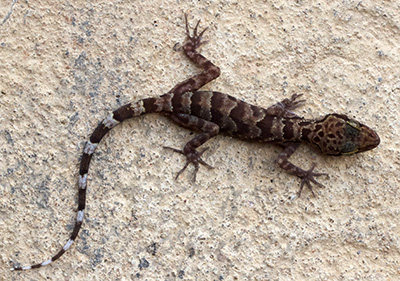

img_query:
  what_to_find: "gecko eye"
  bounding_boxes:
[346,120,361,131]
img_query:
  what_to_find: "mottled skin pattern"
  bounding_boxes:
[11,15,380,271]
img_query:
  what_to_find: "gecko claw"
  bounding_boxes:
[184,13,209,49]
[164,146,213,181]
[298,163,328,197]
[193,19,201,36]
[282,94,306,111]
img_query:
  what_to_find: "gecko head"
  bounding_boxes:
[309,114,380,156]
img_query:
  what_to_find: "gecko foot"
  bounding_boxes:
[298,163,328,197]
[267,94,305,118]
[184,13,209,50]
[164,146,213,182]
[282,94,306,111]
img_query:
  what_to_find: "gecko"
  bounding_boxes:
[11,15,380,271]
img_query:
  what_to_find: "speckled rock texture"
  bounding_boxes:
[1,1,399,280]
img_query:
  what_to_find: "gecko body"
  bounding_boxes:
[11,15,380,271]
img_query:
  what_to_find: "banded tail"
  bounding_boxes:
[11,94,173,270]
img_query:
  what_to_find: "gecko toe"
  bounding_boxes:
[297,163,328,197]
[184,14,209,49]
[164,146,212,181]
[283,94,306,111]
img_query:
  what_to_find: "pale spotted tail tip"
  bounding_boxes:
[11,266,27,271]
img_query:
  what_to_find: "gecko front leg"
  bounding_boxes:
[266,93,305,118]
[277,142,328,197]
[269,94,327,196]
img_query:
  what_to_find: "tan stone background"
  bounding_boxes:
[1,0,399,280]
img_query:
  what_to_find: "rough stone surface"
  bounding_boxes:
[1,1,399,280]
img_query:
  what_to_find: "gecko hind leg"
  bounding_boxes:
[184,13,209,48]
[168,14,221,95]
[164,113,219,181]
[164,146,213,181]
